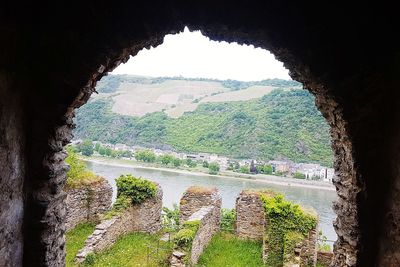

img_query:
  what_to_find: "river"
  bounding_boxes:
[86,161,337,241]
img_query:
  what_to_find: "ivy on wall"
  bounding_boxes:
[261,193,317,266]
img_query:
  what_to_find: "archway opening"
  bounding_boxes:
[65,27,337,266]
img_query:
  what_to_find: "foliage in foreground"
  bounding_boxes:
[196,232,263,267]
[261,192,318,266]
[66,223,96,267]
[115,174,158,204]
[220,208,236,231]
[65,147,102,188]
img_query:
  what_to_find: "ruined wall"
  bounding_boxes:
[300,227,318,266]
[0,73,25,267]
[65,179,112,230]
[179,186,221,223]
[171,186,221,266]
[76,186,162,262]
[235,190,266,240]
[317,251,333,267]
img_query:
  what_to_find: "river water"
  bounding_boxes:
[86,161,337,241]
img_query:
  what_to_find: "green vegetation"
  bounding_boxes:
[74,78,332,166]
[196,232,263,267]
[162,204,180,231]
[208,162,220,175]
[81,232,172,267]
[293,171,306,179]
[77,139,94,156]
[135,149,157,162]
[261,192,318,266]
[220,208,236,231]
[66,223,96,267]
[173,220,200,250]
[65,147,101,188]
[116,174,158,204]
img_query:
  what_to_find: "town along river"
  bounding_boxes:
[86,160,338,241]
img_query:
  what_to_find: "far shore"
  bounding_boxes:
[82,156,336,192]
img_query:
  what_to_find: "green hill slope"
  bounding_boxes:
[73,76,333,166]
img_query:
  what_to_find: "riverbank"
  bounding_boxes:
[81,156,335,191]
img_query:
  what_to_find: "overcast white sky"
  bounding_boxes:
[113,28,291,81]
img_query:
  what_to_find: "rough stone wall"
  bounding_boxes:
[235,190,266,240]
[76,186,162,262]
[179,186,221,223]
[317,251,333,267]
[65,178,112,230]
[0,73,25,267]
[189,204,221,265]
[300,227,318,267]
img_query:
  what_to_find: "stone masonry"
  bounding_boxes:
[65,178,112,230]
[299,227,318,266]
[179,186,221,224]
[235,190,266,240]
[75,185,162,263]
[171,186,221,266]
[317,251,334,267]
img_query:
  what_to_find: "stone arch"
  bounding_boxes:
[1,2,398,267]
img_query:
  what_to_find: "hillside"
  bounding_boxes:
[74,75,333,166]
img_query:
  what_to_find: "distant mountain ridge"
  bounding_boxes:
[74,75,333,166]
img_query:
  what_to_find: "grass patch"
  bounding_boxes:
[196,232,264,267]
[82,232,173,267]
[66,223,96,267]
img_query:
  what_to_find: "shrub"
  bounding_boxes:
[220,208,236,231]
[293,171,306,179]
[65,147,100,188]
[208,162,220,175]
[173,158,182,167]
[115,174,157,204]
[240,166,250,174]
[162,204,180,231]
[173,220,200,250]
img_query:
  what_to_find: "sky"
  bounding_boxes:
[113,28,291,82]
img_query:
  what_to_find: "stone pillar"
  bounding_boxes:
[235,190,266,240]
[179,186,221,223]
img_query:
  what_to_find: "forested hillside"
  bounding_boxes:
[74,76,333,166]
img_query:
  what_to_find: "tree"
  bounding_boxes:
[202,161,209,168]
[135,149,156,162]
[173,158,182,167]
[78,139,94,156]
[94,142,101,151]
[208,162,220,175]
[105,147,112,156]
[185,158,197,168]
[160,154,174,165]
[240,166,250,174]
[98,146,106,156]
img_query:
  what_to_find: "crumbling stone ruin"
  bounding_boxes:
[235,190,266,240]
[170,186,221,266]
[75,185,162,263]
[65,178,112,230]
[1,2,399,266]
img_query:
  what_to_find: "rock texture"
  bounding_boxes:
[299,228,318,266]
[65,178,112,230]
[317,251,334,267]
[235,190,266,240]
[75,186,162,263]
[1,2,400,266]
